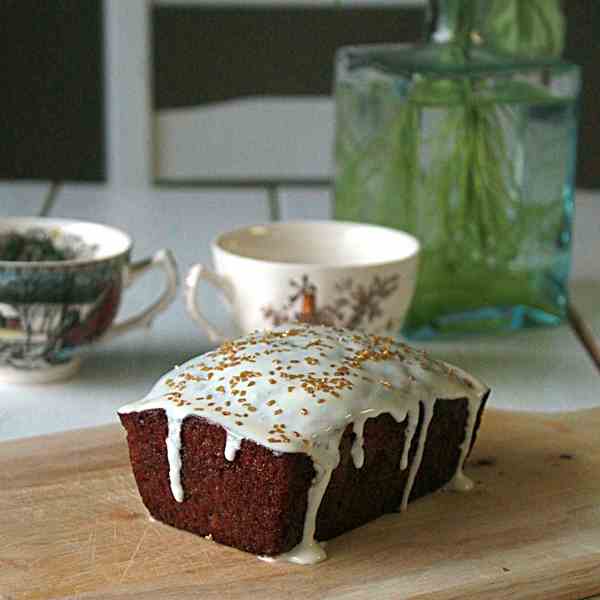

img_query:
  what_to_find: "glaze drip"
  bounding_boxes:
[261,430,345,565]
[165,415,184,502]
[400,407,418,471]
[119,324,488,564]
[350,419,366,469]
[400,401,434,511]
[224,431,242,462]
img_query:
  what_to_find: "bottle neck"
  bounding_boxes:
[427,0,566,59]
[427,0,480,50]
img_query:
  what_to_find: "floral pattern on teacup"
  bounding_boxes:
[262,273,401,331]
[0,258,125,370]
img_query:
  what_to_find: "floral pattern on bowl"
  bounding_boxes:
[0,257,125,370]
[0,218,178,383]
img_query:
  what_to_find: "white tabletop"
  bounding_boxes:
[0,187,598,442]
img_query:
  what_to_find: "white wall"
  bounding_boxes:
[3,0,425,219]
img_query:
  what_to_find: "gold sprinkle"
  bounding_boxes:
[269,379,277,385]
[235,420,243,426]
[267,400,276,406]
[288,386,295,392]
[300,408,309,416]
[216,386,225,393]
[274,409,283,415]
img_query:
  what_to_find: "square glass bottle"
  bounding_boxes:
[334,2,580,339]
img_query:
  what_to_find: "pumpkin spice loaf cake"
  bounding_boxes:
[119,324,489,564]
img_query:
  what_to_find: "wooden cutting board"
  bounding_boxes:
[2,408,600,600]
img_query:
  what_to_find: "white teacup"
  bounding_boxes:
[185,221,419,343]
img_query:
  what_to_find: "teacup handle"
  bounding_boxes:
[185,263,235,344]
[103,249,178,342]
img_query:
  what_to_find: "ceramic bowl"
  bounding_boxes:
[0,218,178,383]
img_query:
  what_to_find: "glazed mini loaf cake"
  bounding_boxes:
[119,324,489,564]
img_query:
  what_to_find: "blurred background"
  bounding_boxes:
[0,0,598,202]
[0,0,598,363]
[1,0,599,438]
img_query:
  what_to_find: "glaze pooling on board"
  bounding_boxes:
[119,324,488,564]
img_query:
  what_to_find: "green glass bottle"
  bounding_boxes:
[334,0,580,339]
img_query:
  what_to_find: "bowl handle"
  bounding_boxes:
[102,249,178,342]
[184,263,234,344]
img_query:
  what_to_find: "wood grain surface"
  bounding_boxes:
[2,408,600,600]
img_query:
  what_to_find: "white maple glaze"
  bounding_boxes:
[119,324,488,564]
[224,432,243,462]
[165,414,184,502]
[446,392,481,492]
